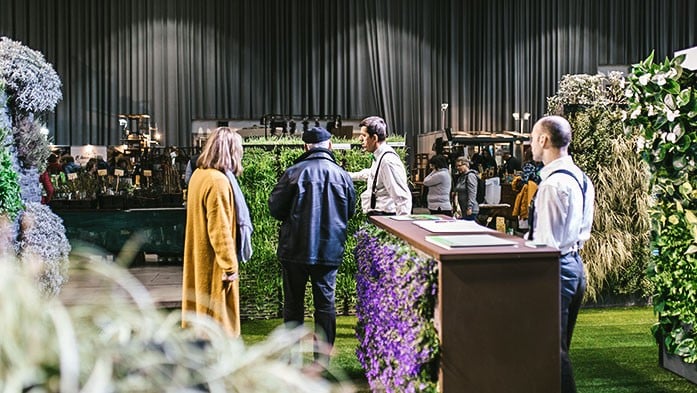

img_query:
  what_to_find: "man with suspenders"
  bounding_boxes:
[349,116,412,216]
[527,115,595,393]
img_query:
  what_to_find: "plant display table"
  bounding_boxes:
[54,208,185,262]
[367,216,561,392]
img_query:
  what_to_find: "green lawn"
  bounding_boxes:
[241,307,697,392]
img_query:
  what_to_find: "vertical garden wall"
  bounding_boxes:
[625,53,697,366]
[547,73,651,301]
[0,36,71,296]
[237,140,404,319]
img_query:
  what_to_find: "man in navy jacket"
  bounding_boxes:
[268,126,356,369]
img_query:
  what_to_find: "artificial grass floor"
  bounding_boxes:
[241,306,697,392]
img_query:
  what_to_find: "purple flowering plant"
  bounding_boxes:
[355,225,439,393]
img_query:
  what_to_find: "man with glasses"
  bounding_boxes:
[349,116,411,216]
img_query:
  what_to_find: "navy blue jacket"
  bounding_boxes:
[268,148,356,266]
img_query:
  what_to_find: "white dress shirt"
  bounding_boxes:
[531,156,594,255]
[350,143,412,215]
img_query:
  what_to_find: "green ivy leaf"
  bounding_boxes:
[677,88,692,107]
[666,80,681,96]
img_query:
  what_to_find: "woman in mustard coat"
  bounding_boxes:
[182,127,243,337]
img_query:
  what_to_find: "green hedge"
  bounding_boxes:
[238,142,406,319]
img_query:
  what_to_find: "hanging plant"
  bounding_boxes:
[625,51,697,363]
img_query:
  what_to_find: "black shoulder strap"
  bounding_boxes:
[527,168,588,241]
[371,151,398,209]
[549,169,588,211]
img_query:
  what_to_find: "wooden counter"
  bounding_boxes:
[370,216,561,393]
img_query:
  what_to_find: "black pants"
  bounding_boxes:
[560,252,586,393]
[281,263,338,365]
[429,208,452,216]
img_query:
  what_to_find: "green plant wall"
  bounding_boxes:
[625,52,697,363]
[547,73,651,301]
[237,141,403,319]
[0,83,23,220]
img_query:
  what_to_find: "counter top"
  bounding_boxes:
[369,215,559,262]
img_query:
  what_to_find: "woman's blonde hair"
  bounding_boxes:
[197,127,244,176]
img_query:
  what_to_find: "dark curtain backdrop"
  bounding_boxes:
[0,0,695,147]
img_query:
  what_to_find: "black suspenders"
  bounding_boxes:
[527,169,588,241]
[370,151,398,210]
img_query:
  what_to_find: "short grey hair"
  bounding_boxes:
[306,140,331,150]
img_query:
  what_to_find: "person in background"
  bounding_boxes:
[349,116,411,216]
[61,155,80,174]
[521,147,543,185]
[182,127,244,337]
[268,126,356,371]
[46,153,62,175]
[527,115,595,393]
[500,152,522,175]
[184,153,200,186]
[453,157,479,220]
[422,154,452,216]
[39,154,59,204]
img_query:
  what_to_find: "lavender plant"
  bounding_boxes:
[17,202,71,297]
[354,226,439,393]
[0,36,62,114]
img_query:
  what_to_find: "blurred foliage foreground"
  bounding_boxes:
[0,249,353,393]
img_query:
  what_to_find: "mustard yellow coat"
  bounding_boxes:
[182,168,240,337]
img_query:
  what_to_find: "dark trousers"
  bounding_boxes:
[281,263,338,364]
[560,251,586,393]
[429,208,453,217]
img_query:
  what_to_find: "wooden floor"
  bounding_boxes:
[59,264,183,308]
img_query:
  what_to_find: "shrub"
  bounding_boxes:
[0,36,62,114]
[17,202,71,297]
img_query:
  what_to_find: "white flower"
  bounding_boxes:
[672,123,683,137]
[621,111,628,121]
[639,74,651,85]
[625,88,634,98]
[630,108,642,119]
[653,74,667,86]
[636,136,646,152]
[666,109,680,122]
[667,68,678,79]
[647,105,656,116]
[665,132,677,143]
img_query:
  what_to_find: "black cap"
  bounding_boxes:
[302,126,332,143]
